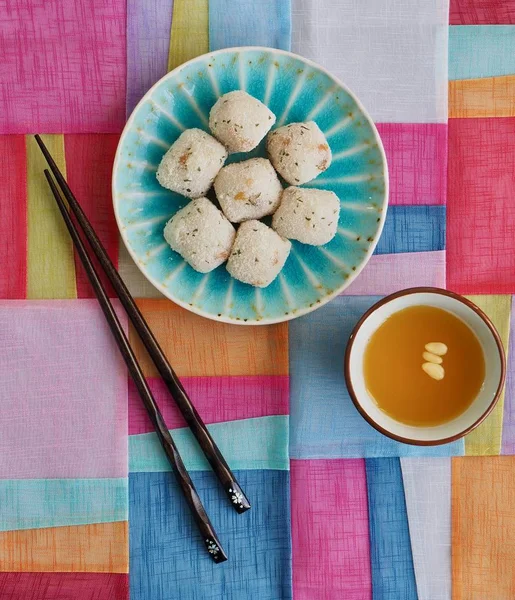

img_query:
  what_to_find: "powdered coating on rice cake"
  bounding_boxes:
[157,129,228,199]
[272,186,340,245]
[164,197,235,273]
[226,220,291,287]
[209,91,276,153]
[267,121,331,185]
[214,158,283,223]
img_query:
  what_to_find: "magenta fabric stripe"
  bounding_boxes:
[129,375,290,435]
[0,1,127,134]
[291,459,372,600]
[376,123,447,205]
[0,572,128,600]
[341,251,446,295]
[126,0,174,117]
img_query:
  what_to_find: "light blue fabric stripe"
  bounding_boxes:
[209,0,291,52]
[366,458,418,600]
[449,25,515,80]
[129,416,289,472]
[374,206,446,255]
[0,478,127,532]
[289,296,465,458]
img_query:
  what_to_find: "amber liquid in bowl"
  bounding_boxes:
[363,305,486,426]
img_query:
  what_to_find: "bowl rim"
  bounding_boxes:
[344,286,506,446]
[112,45,389,325]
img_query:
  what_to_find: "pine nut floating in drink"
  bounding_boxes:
[425,342,448,356]
[422,361,445,381]
[422,351,443,364]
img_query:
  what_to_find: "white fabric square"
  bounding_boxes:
[291,0,449,123]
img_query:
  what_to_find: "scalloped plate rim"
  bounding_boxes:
[112,46,389,325]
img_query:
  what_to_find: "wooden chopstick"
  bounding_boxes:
[35,134,250,514]
[44,169,227,564]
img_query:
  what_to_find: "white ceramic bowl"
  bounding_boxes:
[344,287,506,445]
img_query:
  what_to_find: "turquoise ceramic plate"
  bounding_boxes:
[113,47,388,324]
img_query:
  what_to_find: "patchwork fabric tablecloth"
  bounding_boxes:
[1,1,515,598]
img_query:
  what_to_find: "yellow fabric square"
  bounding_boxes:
[26,135,77,299]
[465,295,511,455]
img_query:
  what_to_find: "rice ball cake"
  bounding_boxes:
[226,220,291,288]
[163,197,235,273]
[267,121,331,185]
[272,187,340,246]
[156,129,228,199]
[214,158,283,223]
[209,91,276,153]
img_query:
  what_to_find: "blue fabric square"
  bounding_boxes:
[130,470,292,600]
[366,458,418,600]
[374,206,446,255]
[449,25,515,80]
[209,0,291,52]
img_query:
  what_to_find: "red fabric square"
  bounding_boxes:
[0,135,27,298]
[0,572,128,599]
[64,134,120,298]
[450,0,515,24]
[447,117,515,294]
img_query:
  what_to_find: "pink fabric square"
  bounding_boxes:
[0,300,127,479]
[0,1,126,134]
[291,459,372,600]
[447,117,515,294]
[341,251,446,295]
[128,376,290,435]
[376,123,447,205]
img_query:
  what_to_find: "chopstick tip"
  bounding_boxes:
[205,538,228,563]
